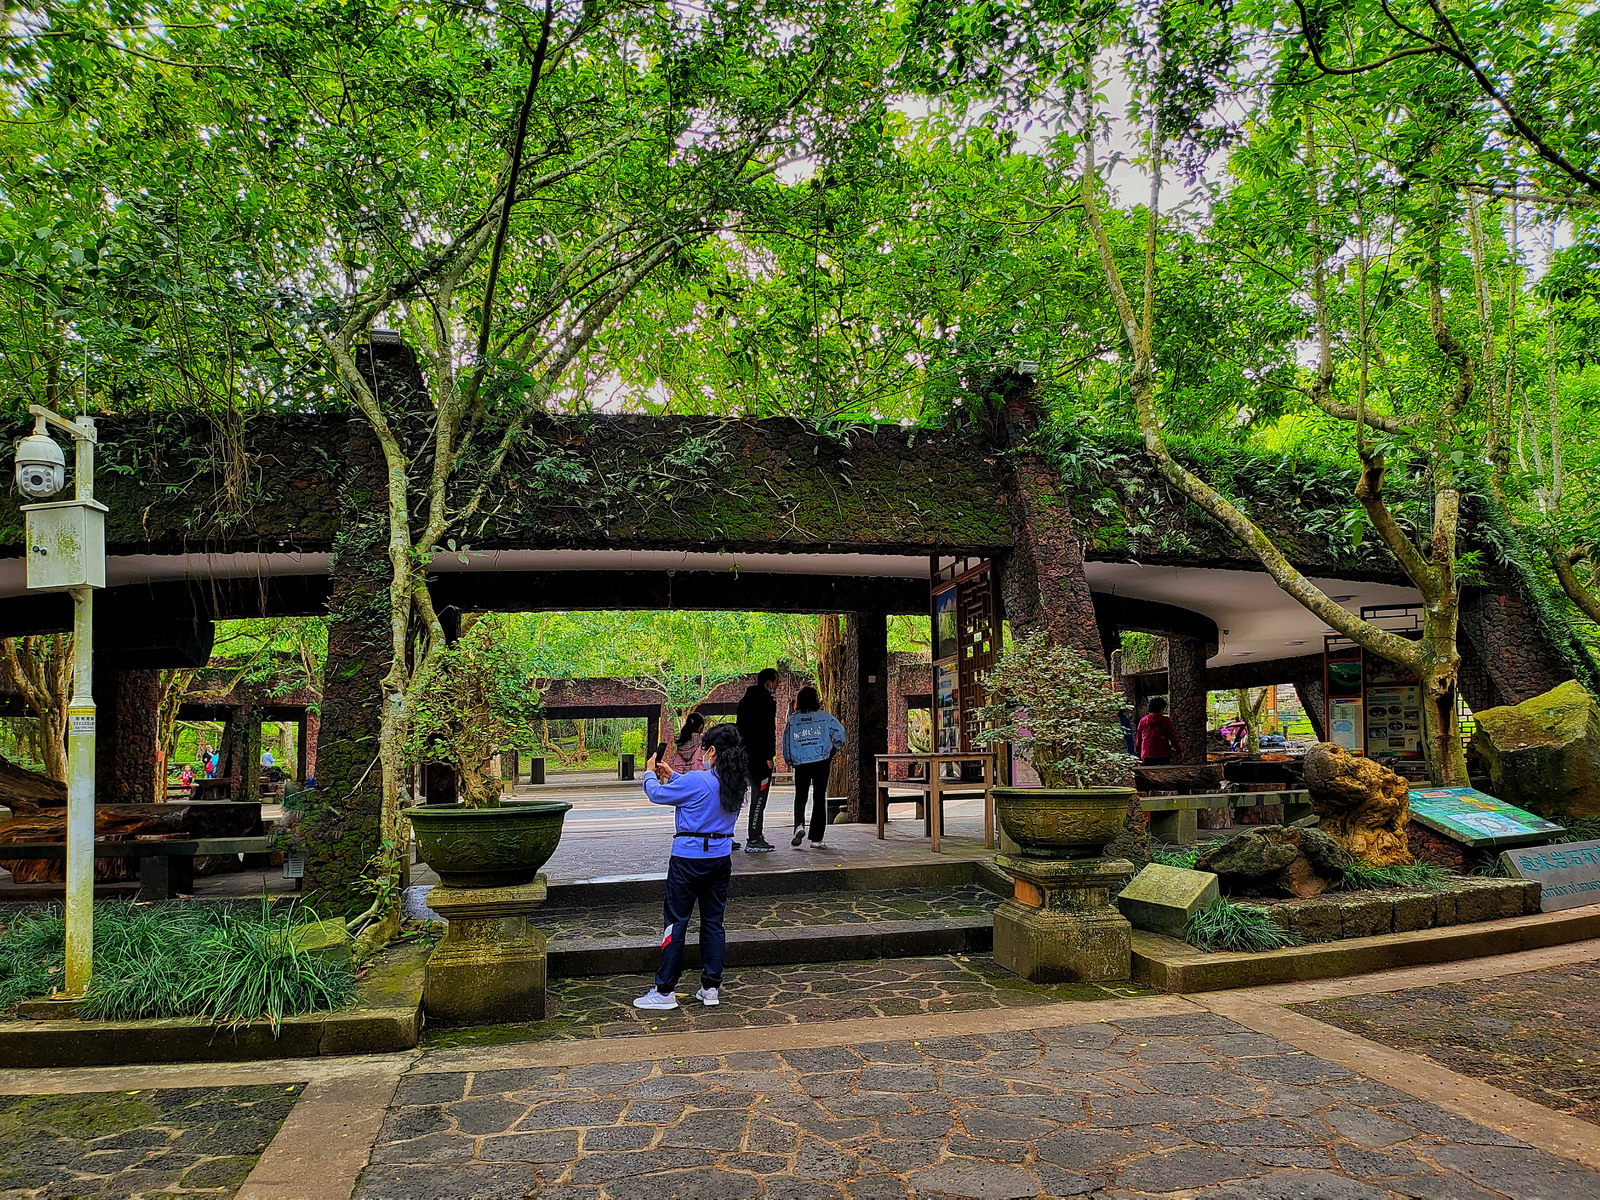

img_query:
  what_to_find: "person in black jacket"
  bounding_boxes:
[735,668,779,852]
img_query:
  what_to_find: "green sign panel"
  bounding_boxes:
[1408,787,1566,848]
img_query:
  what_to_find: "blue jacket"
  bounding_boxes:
[642,768,738,859]
[784,710,846,766]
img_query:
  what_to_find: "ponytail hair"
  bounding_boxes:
[701,723,749,814]
[675,710,705,748]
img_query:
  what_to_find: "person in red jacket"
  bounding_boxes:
[1136,697,1182,765]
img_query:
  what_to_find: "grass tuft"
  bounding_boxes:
[1184,900,1303,953]
[1336,861,1449,891]
[1554,816,1600,845]
[0,898,355,1033]
[1150,846,1200,870]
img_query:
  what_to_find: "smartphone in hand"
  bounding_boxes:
[654,741,668,762]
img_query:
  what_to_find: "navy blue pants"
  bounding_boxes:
[655,854,731,993]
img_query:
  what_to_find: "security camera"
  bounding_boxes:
[15,430,64,499]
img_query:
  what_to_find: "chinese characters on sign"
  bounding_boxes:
[1499,839,1600,912]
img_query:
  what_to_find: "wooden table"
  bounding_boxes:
[875,753,998,852]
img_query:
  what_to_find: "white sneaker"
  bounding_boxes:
[696,987,720,1007]
[791,824,806,848]
[809,839,824,848]
[633,989,678,1010]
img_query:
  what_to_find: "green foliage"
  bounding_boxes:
[1336,862,1450,891]
[0,909,64,1010]
[0,901,355,1032]
[403,616,542,805]
[1151,846,1201,870]
[973,633,1137,789]
[1554,816,1600,844]
[1184,900,1303,954]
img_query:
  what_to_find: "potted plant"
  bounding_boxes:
[974,633,1139,858]
[401,618,570,888]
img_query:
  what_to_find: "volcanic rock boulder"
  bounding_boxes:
[1303,742,1414,866]
[1193,823,1347,898]
[1471,679,1600,821]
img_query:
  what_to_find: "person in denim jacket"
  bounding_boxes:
[783,686,846,849]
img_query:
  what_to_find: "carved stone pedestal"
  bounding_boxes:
[993,855,1134,983]
[423,876,549,1026]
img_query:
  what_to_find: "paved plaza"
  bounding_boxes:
[0,941,1595,1199]
[2,788,1597,1199]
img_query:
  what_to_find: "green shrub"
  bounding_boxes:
[0,899,356,1033]
[1337,861,1449,891]
[1150,846,1201,870]
[0,909,64,1010]
[1184,900,1303,953]
[1554,816,1600,845]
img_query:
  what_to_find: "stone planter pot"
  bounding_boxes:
[992,786,1135,858]
[404,801,572,888]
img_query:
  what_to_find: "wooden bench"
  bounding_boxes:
[875,753,997,852]
[0,836,277,901]
[1140,789,1313,845]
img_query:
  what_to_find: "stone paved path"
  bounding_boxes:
[359,1012,1600,1200]
[0,1083,303,1199]
[425,956,1152,1049]
[535,886,1001,943]
[1297,955,1600,1128]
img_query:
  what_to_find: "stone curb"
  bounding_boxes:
[1132,904,1600,992]
[548,915,993,976]
[0,944,427,1069]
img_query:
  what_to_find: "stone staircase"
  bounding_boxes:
[405,857,1007,977]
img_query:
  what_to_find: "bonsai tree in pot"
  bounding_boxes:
[401,617,570,888]
[974,633,1139,858]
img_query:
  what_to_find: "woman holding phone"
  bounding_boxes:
[633,723,749,1010]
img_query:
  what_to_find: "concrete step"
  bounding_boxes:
[541,856,1004,907]
[404,877,1006,977]
[547,914,993,977]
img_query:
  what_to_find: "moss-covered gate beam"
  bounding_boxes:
[430,571,928,616]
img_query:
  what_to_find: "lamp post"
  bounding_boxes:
[16,405,104,996]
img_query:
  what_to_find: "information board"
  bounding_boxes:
[1499,839,1600,912]
[1328,699,1362,753]
[1365,683,1422,759]
[1408,787,1566,848]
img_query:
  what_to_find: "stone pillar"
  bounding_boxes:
[94,667,163,804]
[300,417,391,901]
[296,713,316,784]
[423,877,549,1025]
[995,379,1108,665]
[222,704,262,805]
[1459,580,1589,712]
[1167,638,1209,766]
[993,855,1134,982]
[843,612,889,823]
[1294,680,1326,741]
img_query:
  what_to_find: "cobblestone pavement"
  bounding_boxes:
[425,956,1152,1050]
[0,1083,304,1199]
[536,886,1001,943]
[1298,957,1600,1127]
[359,1012,1600,1200]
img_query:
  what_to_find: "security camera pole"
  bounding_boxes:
[18,405,104,996]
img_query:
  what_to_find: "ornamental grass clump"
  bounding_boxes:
[973,634,1138,788]
[1151,845,1201,870]
[1336,861,1449,891]
[0,900,356,1033]
[1184,900,1304,953]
